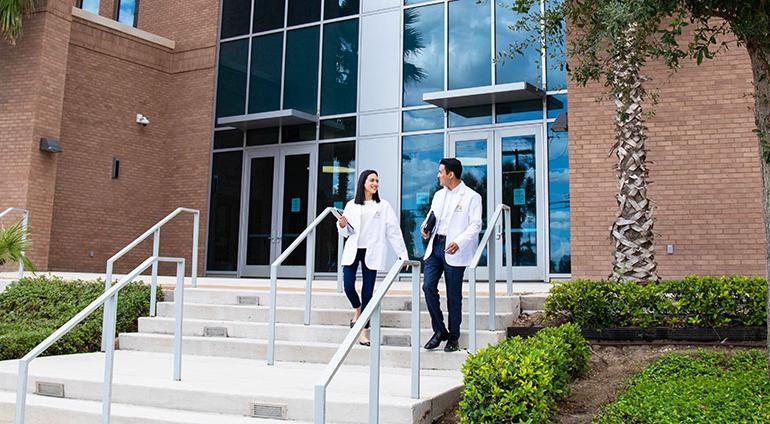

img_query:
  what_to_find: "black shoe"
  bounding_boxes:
[424,331,449,350]
[350,319,355,328]
[444,339,460,352]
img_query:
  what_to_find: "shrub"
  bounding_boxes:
[0,275,155,360]
[459,323,591,423]
[545,276,767,328]
[596,350,770,423]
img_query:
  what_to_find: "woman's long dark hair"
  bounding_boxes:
[354,169,381,205]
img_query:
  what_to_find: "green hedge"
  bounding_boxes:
[596,349,770,423]
[0,275,155,360]
[545,276,767,328]
[459,323,591,423]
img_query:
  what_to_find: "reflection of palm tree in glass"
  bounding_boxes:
[403,8,427,85]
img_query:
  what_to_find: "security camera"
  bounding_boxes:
[136,113,150,127]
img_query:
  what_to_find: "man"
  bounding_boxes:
[420,158,482,352]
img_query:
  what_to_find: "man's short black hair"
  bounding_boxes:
[440,158,463,180]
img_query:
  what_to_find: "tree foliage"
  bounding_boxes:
[0,0,35,45]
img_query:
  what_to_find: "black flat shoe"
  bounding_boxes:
[444,339,460,352]
[359,340,370,346]
[424,331,449,350]
[350,319,355,328]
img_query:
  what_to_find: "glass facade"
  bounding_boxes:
[315,142,356,271]
[284,27,320,113]
[401,134,444,259]
[248,33,283,114]
[79,0,100,14]
[448,0,491,90]
[402,4,444,107]
[207,151,243,271]
[321,19,359,115]
[548,124,570,273]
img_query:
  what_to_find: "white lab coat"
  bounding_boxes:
[421,182,483,267]
[337,199,409,270]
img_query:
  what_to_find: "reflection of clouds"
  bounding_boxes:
[495,3,541,85]
[403,108,444,131]
[549,168,569,183]
[550,237,570,259]
[404,4,444,105]
[403,157,440,208]
[550,221,570,230]
[448,0,491,89]
[550,210,569,221]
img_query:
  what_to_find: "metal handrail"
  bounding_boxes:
[0,208,29,280]
[314,259,422,424]
[101,207,199,351]
[467,204,513,353]
[15,256,187,424]
[266,206,345,365]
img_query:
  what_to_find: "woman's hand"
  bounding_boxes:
[338,215,348,228]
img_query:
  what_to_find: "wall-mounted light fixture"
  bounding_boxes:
[39,137,63,153]
[552,112,568,132]
[112,156,120,179]
[135,113,150,127]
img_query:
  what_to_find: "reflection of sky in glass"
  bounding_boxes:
[496,99,543,123]
[403,108,444,132]
[117,0,138,27]
[548,124,570,273]
[316,142,355,271]
[81,0,100,14]
[547,94,567,119]
[495,2,541,87]
[448,0,491,89]
[448,105,492,128]
[546,0,567,90]
[456,138,488,265]
[502,135,537,266]
[403,4,444,106]
[401,134,444,258]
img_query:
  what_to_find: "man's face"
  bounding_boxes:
[437,164,450,187]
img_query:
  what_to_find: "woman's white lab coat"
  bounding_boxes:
[337,199,409,270]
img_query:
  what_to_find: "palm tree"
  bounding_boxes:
[0,220,34,272]
[1,0,35,45]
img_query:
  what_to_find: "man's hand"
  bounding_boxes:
[421,226,430,239]
[445,241,459,255]
[338,216,348,228]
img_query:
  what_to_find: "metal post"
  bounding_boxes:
[17,210,28,280]
[369,304,381,424]
[150,229,160,317]
[505,209,513,296]
[191,212,199,288]
[101,293,119,424]
[314,384,326,424]
[14,361,29,424]
[305,228,315,326]
[469,269,477,354]
[173,260,185,381]
[488,228,497,332]
[267,264,278,365]
[336,234,344,293]
[410,264,421,399]
[101,262,114,352]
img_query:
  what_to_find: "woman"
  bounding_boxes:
[337,170,409,346]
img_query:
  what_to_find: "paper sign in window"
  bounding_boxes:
[291,198,301,212]
[416,192,430,206]
[513,188,526,206]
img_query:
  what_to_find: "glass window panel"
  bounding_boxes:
[324,0,359,19]
[116,0,138,27]
[246,127,279,145]
[501,135,537,266]
[495,2,541,87]
[448,105,492,128]
[283,123,317,143]
[249,33,283,114]
[284,26,320,114]
[253,0,285,33]
[321,19,359,115]
[403,108,444,132]
[246,157,275,265]
[547,94,567,119]
[546,0,567,90]
[401,133,444,259]
[216,39,249,118]
[220,0,251,39]
[288,0,321,26]
[403,4,443,106]
[448,0,491,89]
[320,117,356,139]
[282,154,311,265]
[315,141,356,271]
[80,0,100,14]
[206,151,243,271]
[548,124,570,273]
[455,138,488,265]
[214,129,244,149]
[496,99,543,123]
[405,0,433,4]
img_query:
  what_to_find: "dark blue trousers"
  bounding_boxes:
[422,238,465,341]
[343,248,377,328]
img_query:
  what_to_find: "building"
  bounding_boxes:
[0,0,765,282]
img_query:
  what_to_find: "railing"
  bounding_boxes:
[266,206,344,365]
[467,204,513,353]
[15,256,187,424]
[101,207,199,351]
[314,259,422,424]
[0,208,29,280]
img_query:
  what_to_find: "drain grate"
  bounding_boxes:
[383,335,411,347]
[250,402,288,419]
[237,295,259,305]
[35,381,65,398]
[203,326,228,337]
[402,300,412,311]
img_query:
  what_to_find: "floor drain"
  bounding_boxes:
[35,381,65,398]
[383,335,411,347]
[203,326,228,337]
[238,296,259,305]
[250,402,288,419]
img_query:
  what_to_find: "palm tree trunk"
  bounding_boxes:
[746,41,770,377]
[608,23,659,283]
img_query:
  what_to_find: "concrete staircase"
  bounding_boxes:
[0,283,521,423]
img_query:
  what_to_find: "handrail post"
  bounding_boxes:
[173,259,185,381]
[410,263,421,399]
[369,303,381,424]
[314,384,326,424]
[150,229,160,317]
[469,268,477,354]
[100,262,114,352]
[267,264,279,365]
[101,292,119,424]
[14,361,29,424]
[488,222,497,332]
[191,211,199,288]
[18,210,28,280]
[504,208,513,296]
[305,227,315,326]
[336,234,343,293]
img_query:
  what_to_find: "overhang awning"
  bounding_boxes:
[422,82,545,109]
[217,109,318,130]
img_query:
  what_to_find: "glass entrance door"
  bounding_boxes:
[239,145,316,277]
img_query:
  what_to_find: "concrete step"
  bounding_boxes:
[118,333,472,370]
[170,288,520,314]
[520,294,547,312]
[138,317,507,347]
[0,352,461,424]
[154,302,514,330]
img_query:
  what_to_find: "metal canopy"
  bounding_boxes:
[217,109,318,130]
[423,82,545,109]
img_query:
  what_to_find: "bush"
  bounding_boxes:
[459,323,591,423]
[596,349,770,423]
[545,276,767,328]
[0,275,155,360]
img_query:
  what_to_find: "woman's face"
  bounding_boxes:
[364,173,379,196]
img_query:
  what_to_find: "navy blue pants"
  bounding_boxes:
[343,248,377,328]
[422,238,465,341]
